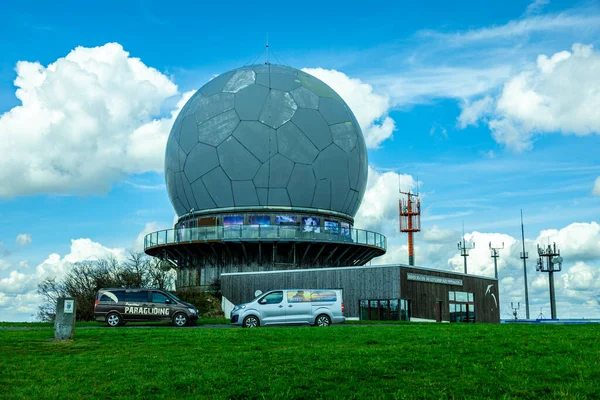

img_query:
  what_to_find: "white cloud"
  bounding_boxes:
[593,177,600,196]
[133,221,170,252]
[458,96,493,128]
[0,42,185,197]
[0,260,9,271]
[302,68,395,148]
[525,0,549,16]
[562,261,600,290]
[536,222,600,261]
[16,233,32,246]
[466,44,600,151]
[354,166,416,236]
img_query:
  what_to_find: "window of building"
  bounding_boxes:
[448,291,475,322]
[359,299,410,321]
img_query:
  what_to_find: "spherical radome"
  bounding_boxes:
[165,65,368,218]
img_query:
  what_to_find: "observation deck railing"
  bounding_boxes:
[144,225,387,252]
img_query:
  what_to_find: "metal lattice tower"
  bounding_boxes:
[399,190,421,266]
[536,242,563,320]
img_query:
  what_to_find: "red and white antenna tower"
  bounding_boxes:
[399,179,421,266]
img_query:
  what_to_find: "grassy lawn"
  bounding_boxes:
[1,323,599,399]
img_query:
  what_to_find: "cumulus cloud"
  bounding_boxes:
[302,68,395,148]
[0,42,187,197]
[461,44,600,151]
[457,96,493,128]
[15,234,32,246]
[536,222,600,261]
[354,166,416,237]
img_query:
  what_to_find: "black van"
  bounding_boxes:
[94,288,199,327]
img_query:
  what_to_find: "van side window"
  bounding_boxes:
[100,293,119,303]
[125,291,149,302]
[152,292,169,303]
[262,291,283,304]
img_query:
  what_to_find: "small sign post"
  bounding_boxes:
[54,297,76,340]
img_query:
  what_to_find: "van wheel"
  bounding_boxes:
[316,314,331,327]
[106,313,121,327]
[173,313,188,327]
[242,315,259,328]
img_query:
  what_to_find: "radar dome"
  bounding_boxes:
[164,64,368,218]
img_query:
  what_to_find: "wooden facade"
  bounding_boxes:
[220,264,500,323]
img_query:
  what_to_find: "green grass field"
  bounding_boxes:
[1,323,599,399]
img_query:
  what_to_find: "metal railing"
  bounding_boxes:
[144,225,387,251]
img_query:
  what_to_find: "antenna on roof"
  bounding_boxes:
[265,33,269,65]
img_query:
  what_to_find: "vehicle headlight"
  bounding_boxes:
[188,308,197,314]
[233,305,246,312]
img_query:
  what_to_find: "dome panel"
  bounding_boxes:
[218,136,261,180]
[223,70,256,93]
[179,115,199,154]
[202,167,234,207]
[235,84,269,120]
[253,162,270,188]
[291,108,332,150]
[259,90,298,129]
[331,121,358,153]
[312,178,331,210]
[200,70,236,97]
[198,109,240,147]
[268,188,291,206]
[268,154,294,188]
[277,122,319,164]
[184,143,219,183]
[190,178,217,209]
[182,92,206,118]
[194,93,235,125]
[165,169,178,204]
[165,138,182,172]
[232,121,276,163]
[319,97,351,125]
[171,197,187,217]
[290,86,319,110]
[313,145,350,211]
[232,180,259,206]
[257,188,268,205]
[269,73,302,91]
[174,172,192,212]
[298,71,343,103]
[287,164,316,206]
[348,147,360,191]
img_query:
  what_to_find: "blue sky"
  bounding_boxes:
[1,0,599,321]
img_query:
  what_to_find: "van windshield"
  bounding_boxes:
[164,291,181,302]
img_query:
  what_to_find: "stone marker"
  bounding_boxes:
[54,297,76,340]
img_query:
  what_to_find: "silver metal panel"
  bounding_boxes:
[184,143,219,183]
[291,108,333,150]
[232,121,275,163]
[259,90,297,129]
[198,109,240,147]
[201,167,234,207]
[218,136,261,180]
[276,122,319,164]
[234,84,269,120]
[232,180,259,206]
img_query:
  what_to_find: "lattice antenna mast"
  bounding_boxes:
[399,176,421,266]
[536,242,562,319]
[457,221,475,274]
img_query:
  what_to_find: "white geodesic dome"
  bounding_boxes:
[165,64,368,218]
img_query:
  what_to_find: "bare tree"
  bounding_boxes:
[37,252,175,322]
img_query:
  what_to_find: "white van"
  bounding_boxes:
[230,289,345,328]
